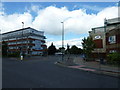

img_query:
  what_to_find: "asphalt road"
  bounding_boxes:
[2,56,119,88]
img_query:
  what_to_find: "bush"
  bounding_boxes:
[84,57,95,61]
[107,52,120,65]
[8,52,20,57]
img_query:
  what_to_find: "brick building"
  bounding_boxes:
[89,26,106,58]
[106,23,120,53]
[89,17,120,58]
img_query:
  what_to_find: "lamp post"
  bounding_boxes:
[60,17,72,62]
[22,22,24,29]
[61,21,64,62]
[0,30,1,58]
[22,22,24,53]
[20,22,24,60]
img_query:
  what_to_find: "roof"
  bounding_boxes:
[2,27,44,35]
[106,17,120,25]
[92,26,104,30]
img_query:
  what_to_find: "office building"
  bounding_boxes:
[2,27,47,56]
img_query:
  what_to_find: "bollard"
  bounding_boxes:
[21,55,23,60]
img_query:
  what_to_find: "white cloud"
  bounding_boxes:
[32,6,69,35]
[0,5,118,34]
[31,5,40,12]
[0,12,33,33]
[32,5,118,35]
[31,4,44,12]
[0,4,118,48]
[97,6,118,19]
[46,37,84,49]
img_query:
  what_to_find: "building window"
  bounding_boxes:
[109,50,116,53]
[108,35,116,44]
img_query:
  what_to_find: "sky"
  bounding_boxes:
[0,2,119,49]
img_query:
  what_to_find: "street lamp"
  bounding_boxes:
[22,22,24,52]
[20,22,24,60]
[61,21,64,62]
[61,17,72,62]
[0,30,1,58]
[22,22,24,29]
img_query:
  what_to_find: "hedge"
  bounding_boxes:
[107,52,120,65]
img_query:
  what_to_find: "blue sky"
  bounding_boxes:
[0,2,118,48]
[3,2,117,15]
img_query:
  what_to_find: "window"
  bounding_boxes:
[109,50,116,53]
[108,35,116,44]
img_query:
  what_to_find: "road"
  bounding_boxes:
[2,56,119,88]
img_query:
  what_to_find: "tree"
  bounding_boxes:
[78,48,83,54]
[47,43,57,55]
[82,37,95,59]
[66,44,70,54]
[59,47,65,53]
[69,45,82,54]
[2,41,8,57]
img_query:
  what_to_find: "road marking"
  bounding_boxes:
[68,65,85,68]
[68,65,96,72]
[78,68,96,72]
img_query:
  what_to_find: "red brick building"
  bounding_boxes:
[106,26,120,53]
[89,26,106,58]
[89,17,120,58]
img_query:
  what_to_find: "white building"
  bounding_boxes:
[2,27,47,56]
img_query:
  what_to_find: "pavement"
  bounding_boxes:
[56,56,120,78]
